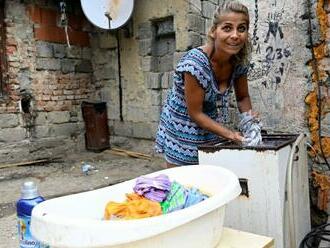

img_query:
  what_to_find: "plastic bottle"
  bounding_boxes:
[16,181,47,248]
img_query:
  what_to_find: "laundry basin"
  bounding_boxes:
[31,165,241,248]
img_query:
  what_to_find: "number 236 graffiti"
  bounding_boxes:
[249,2,292,90]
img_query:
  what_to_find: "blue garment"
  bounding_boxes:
[184,187,209,208]
[155,48,248,165]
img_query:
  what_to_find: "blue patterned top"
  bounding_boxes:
[155,48,248,165]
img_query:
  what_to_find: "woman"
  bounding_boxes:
[155,1,254,167]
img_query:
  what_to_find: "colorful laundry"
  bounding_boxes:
[133,174,171,202]
[161,181,187,214]
[184,187,209,208]
[104,175,209,220]
[104,193,162,220]
[161,182,209,214]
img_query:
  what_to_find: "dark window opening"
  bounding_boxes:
[154,16,175,39]
[21,97,31,114]
[151,17,175,73]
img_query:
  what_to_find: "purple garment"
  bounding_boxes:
[133,174,171,202]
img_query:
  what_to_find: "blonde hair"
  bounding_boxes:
[207,1,252,66]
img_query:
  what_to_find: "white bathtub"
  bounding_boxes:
[31,165,241,248]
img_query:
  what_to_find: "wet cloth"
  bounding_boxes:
[161,181,187,214]
[161,181,209,214]
[155,47,249,165]
[133,174,171,202]
[104,193,162,220]
[184,187,209,208]
[239,111,262,146]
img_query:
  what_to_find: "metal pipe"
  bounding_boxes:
[285,133,305,248]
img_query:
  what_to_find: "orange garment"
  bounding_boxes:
[104,193,162,220]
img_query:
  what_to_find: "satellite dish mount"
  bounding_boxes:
[104,11,112,29]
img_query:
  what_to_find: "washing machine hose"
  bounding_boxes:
[286,133,305,248]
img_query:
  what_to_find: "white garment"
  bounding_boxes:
[239,110,262,146]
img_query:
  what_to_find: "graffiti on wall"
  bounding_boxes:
[248,0,292,90]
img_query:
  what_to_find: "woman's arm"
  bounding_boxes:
[234,75,252,113]
[184,72,243,142]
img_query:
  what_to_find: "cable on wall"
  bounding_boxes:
[59,1,71,48]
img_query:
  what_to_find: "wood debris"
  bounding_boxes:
[0,158,61,169]
[106,147,152,160]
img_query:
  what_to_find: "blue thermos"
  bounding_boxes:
[16,181,47,248]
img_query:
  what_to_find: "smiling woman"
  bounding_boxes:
[155,1,256,167]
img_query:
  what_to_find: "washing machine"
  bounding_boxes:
[198,133,311,248]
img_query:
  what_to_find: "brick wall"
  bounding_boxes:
[28,5,90,47]
[0,0,96,163]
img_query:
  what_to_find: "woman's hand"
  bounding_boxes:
[249,110,260,120]
[230,131,244,143]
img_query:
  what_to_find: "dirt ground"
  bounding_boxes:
[0,136,165,247]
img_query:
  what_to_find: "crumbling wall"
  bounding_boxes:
[0,0,93,163]
[302,0,330,220]
[305,0,330,163]
[231,0,309,132]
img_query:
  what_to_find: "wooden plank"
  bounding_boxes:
[111,148,152,158]
[0,159,51,169]
[106,147,152,160]
[216,227,275,248]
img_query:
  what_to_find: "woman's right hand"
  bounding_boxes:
[230,131,244,143]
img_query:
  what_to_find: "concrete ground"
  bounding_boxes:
[0,137,165,247]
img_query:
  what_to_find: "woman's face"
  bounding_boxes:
[211,12,249,57]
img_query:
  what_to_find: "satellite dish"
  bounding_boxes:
[80,0,134,30]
